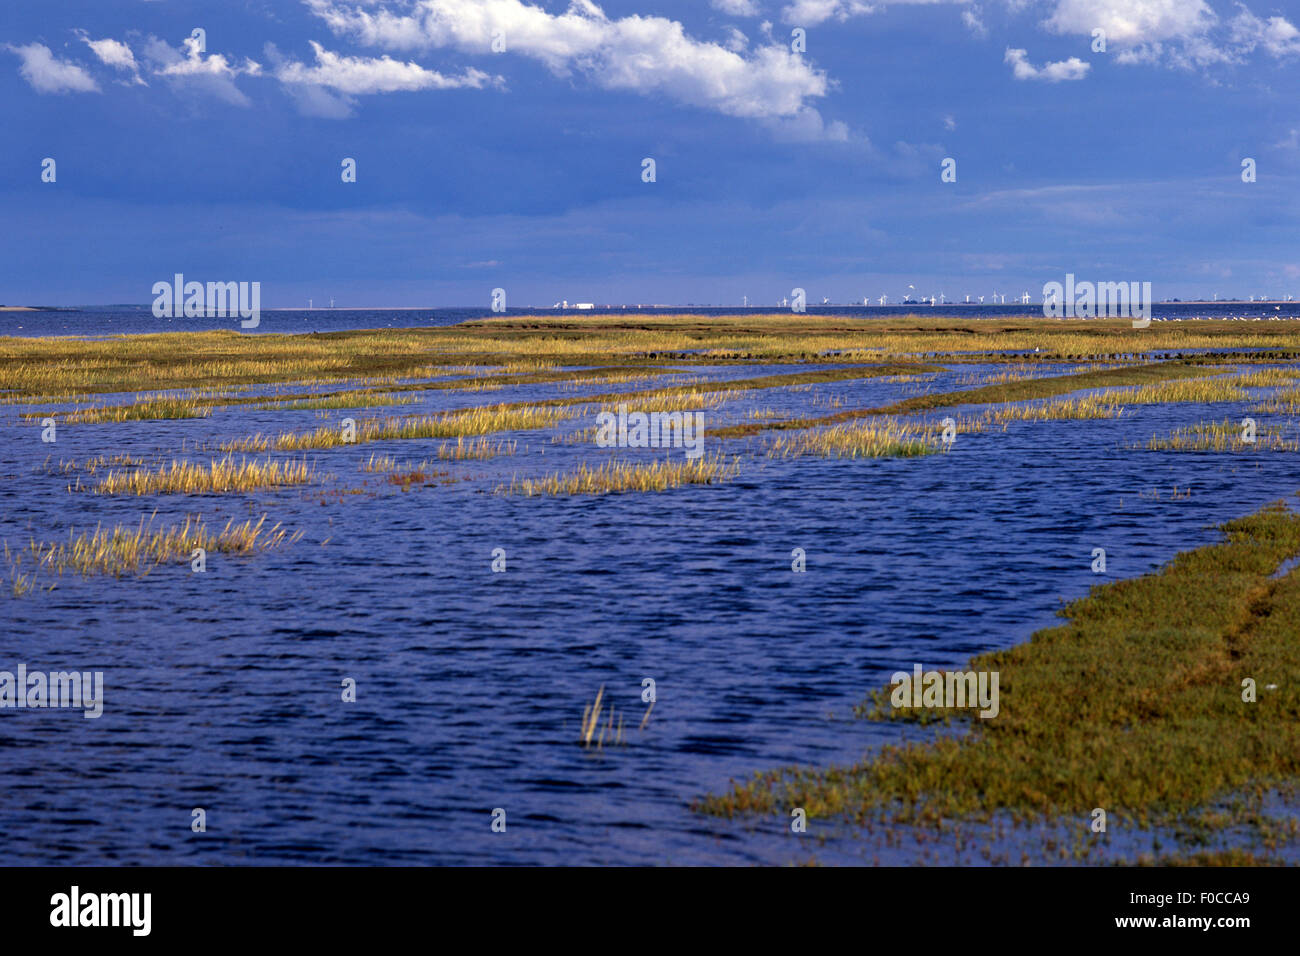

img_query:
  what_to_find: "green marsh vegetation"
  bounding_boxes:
[699,501,1300,863]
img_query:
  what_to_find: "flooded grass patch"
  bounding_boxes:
[498,454,739,496]
[768,419,941,459]
[990,395,1126,422]
[711,361,1211,439]
[6,513,299,582]
[92,456,318,495]
[252,392,420,411]
[1146,419,1298,452]
[223,405,567,453]
[25,397,214,424]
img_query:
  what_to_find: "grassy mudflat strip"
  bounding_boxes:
[222,405,568,452]
[699,501,1300,851]
[11,316,1300,399]
[712,361,1215,438]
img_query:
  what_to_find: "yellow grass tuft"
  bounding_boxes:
[26,397,213,425]
[1146,419,1298,452]
[500,454,738,496]
[223,404,566,453]
[9,513,299,582]
[990,395,1126,422]
[94,456,317,495]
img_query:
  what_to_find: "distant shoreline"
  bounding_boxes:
[4,301,1299,312]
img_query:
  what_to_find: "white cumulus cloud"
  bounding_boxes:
[781,1,877,26]
[142,35,261,105]
[276,40,498,93]
[6,42,99,94]
[1004,47,1090,81]
[780,0,971,28]
[1043,0,1217,47]
[712,0,761,15]
[1229,6,1300,57]
[305,0,838,130]
[75,31,146,85]
[1041,0,1300,67]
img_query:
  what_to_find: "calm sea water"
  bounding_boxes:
[2,315,1299,864]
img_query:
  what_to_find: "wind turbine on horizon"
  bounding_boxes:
[1020,291,1031,304]
[879,294,887,306]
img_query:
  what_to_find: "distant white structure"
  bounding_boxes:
[575,303,594,310]
[1021,291,1031,304]
[965,294,971,303]
[879,294,887,306]
[978,295,985,304]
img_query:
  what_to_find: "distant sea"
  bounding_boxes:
[4,303,1300,337]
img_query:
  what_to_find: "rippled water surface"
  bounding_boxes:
[3,315,1299,864]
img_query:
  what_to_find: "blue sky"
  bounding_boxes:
[3,0,1300,307]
